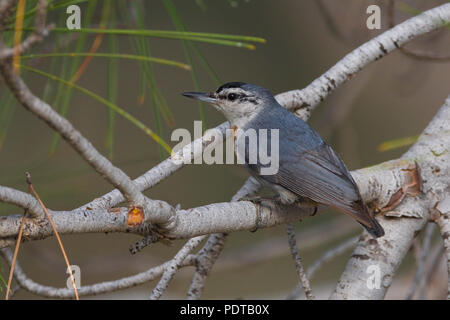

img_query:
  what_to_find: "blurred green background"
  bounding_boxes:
[0,0,449,299]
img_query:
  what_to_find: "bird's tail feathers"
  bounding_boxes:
[333,199,385,238]
[352,200,385,238]
[359,217,385,238]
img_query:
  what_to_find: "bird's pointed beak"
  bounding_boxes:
[182,91,217,104]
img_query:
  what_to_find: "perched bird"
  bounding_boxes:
[182,82,384,238]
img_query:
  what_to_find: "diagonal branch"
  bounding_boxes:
[0,53,146,209]
[0,0,53,60]
[276,3,450,119]
[286,223,314,300]
[149,236,205,300]
[331,94,450,300]
[287,235,358,300]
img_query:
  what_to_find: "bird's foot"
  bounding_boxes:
[294,197,319,216]
[240,196,279,232]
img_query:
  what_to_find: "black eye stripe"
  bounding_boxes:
[241,97,258,105]
[228,93,238,101]
[219,93,254,101]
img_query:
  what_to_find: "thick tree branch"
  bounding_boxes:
[0,158,417,248]
[331,94,450,300]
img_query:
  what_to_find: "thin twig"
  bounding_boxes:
[0,247,196,298]
[287,235,358,300]
[313,0,352,45]
[419,243,445,299]
[308,236,359,279]
[5,210,27,300]
[285,223,314,300]
[34,0,47,33]
[0,0,53,61]
[277,3,450,116]
[186,177,261,299]
[25,172,79,300]
[0,0,17,28]
[186,233,227,299]
[129,232,162,254]
[436,209,450,300]
[406,223,435,299]
[149,236,205,300]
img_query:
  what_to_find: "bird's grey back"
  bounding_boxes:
[241,100,362,209]
[242,98,324,151]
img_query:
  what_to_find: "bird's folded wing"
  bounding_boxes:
[264,142,361,210]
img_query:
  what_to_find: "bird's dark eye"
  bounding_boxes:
[227,93,237,101]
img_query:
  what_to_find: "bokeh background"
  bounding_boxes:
[0,0,449,299]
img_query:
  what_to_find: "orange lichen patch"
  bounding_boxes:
[127,206,145,226]
[379,163,422,213]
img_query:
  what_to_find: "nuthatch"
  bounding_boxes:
[182,82,384,238]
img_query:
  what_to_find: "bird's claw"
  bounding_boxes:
[293,197,318,216]
[240,196,279,232]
